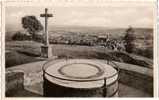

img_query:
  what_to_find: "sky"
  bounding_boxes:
[5,2,154,31]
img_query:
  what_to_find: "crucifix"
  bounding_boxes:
[40,8,53,58]
[40,8,53,45]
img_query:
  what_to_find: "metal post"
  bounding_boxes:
[43,70,45,96]
[107,59,109,65]
[103,77,107,97]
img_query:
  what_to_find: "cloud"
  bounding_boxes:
[135,18,153,27]
[6,5,154,30]
[10,11,24,17]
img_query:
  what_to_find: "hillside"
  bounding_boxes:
[5,41,153,68]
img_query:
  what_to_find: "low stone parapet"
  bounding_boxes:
[5,70,24,96]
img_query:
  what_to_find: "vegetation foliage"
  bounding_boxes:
[21,16,43,40]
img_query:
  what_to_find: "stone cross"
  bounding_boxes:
[40,8,53,45]
[40,8,53,58]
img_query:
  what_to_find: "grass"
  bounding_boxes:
[5,41,153,68]
[5,50,44,68]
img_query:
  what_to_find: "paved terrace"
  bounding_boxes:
[6,58,153,97]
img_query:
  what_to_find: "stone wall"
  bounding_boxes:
[107,61,153,96]
[119,69,153,96]
[5,70,24,96]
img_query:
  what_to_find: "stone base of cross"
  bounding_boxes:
[41,45,52,58]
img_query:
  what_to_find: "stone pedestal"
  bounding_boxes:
[41,45,52,58]
[43,59,119,97]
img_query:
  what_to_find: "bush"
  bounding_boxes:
[12,31,44,43]
[12,32,32,41]
[133,47,153,59]
[124,26,135,53]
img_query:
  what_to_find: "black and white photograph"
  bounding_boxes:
[3,0,155,98]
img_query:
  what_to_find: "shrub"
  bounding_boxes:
[124,26,135,53]
[12,32,32,41]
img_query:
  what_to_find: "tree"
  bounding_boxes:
[124,26,135,53]
[21,16,43,40]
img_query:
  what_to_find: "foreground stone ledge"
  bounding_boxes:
[5,70,24,96]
